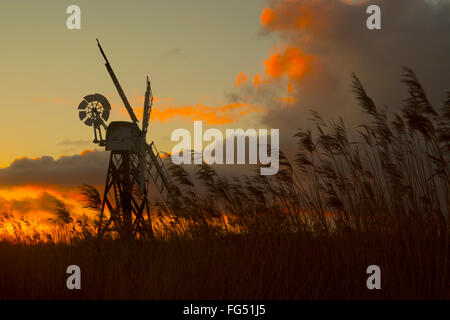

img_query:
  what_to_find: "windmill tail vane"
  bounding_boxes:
[77,39,173,240]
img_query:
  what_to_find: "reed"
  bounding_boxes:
[0,69,448,299]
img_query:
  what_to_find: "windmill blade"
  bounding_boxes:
[78,99,88,110]
[102,110,110,121]
[96,39,140,128]
[84,117,94,126]
[145,142,172,202]
[142,76,153,136]
[94,93,111,111]
[79,111,87,121]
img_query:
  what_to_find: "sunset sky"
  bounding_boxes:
[0,0,274,166]
[0,0,449,228]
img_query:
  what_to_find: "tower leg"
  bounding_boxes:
[97,151,154,240]
[121,152,133,239]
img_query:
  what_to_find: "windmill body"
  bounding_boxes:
[77,40,171,239]
[105,121,141,152]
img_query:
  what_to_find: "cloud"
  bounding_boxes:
[121,92,264,125]
[261,2,314,32]
[0,150,108,235]
[0,150,109,187]
[235,72,249,87]
[133,102,266,125]
[230,0,450,154]
[263,46,315,83]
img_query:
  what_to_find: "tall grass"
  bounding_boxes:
[0,69,448,299]
[163,68,449,237]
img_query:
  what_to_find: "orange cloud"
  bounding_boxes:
[261,5,312,31]
[253,74,271,88]
[260,0,337,34]
[249,45,314,90]
[278,97,296,104]
[80,149,94,156]
[121,92,264,125]
[134,102,265,125]
[158,152,172,159]
[287,82,294,93]
[264,46,314,82]
[235,72,249,87]
[238,1,320,91]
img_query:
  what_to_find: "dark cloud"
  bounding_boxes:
[0,151,109,187]
[231,0,450,154]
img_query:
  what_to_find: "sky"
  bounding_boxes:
[0,0,449,229]
[0,0,273,167]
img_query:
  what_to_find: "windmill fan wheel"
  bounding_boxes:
[78,93,111,126]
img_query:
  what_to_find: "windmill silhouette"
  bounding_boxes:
[77,40,171,239]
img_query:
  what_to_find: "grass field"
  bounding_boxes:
[1,227,448,299]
